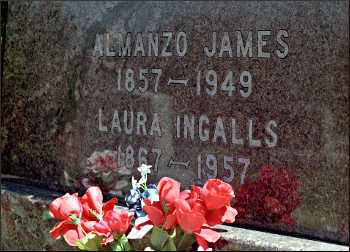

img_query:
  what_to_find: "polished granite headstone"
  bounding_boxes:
[2,1,348,244]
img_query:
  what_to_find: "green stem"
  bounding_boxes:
[79,223,87,236]
[178,232,189,250]
[142,174,148,191]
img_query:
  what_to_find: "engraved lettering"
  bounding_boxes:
[150,113,162,137]
[184,114,195,140]
[176,31,187,56]
[136,112,147,136]
[219,32,233,57]
[161,32,173,57]
[265,120,278,147]
[106,33,115,56]
[124,111,134,135]
[237,31,252,58]
[111,110,121,133]
[232,118,243,145]
[134,33,145,56]
[148,32,159,56]
[98,108,108,132]
[276,30,288,59]
[213,117,227,144]
[204,32,216,57]
[248,119,261,147]
[118,32,131,57]
[199,114,209,142]
[258,30,271,58]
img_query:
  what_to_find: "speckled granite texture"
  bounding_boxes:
[2,1,348,244]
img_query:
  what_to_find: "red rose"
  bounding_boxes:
[104,208,134,234]
[80,186,103,218]
[81,198,118,235]
[164,208,178,230]
[142,199,165,228]
[205,205,238,226]
[49,193,82,220]
[201,179,234,210]
[102,197,118,213]
[49,193,87,246]
[92,208,134,246]
[142,199,181,230]
[174,198,206,233]
[49,187,119,247]
[194,226,221,250]
[190,185,202,200]
[79,186,117,221]
[50,218,89,246]
[157,177,181,209]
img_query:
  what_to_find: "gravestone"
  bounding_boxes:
[2,1,348,245]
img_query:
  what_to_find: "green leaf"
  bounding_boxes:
[173,226,184,246]
[119,234,129,247]
[89,208,103,221]
[111,242,123,251]
[124,241,132,251]
[169,227,176,239]
[162,239,177,251]
[150,225,169,250]
[75,232,102,251]
[70,214,80,225]
[113,232,121,241]
[163,203,170,216]
[176,232,196,251]
[110,234,133,251]
[162,228,177,251]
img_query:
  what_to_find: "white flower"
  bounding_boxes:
[137,175,147,187]
[137,164,152,177]
[131,176,138,190]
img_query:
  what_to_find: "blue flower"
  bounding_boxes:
[125,188,141,208]
[125,184,159,219]
[134,195,147,218]
[143,184,158,200]
[135,205,146,218]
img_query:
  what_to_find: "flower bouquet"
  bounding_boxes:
[48,164,238,251]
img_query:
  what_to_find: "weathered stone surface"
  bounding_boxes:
[1,1,348,244]
[216,225,349,251]
[1,182,78,251]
